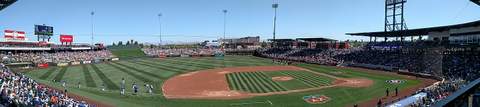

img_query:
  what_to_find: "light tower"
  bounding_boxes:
[272,2,279,47]
[91,11,95,45]
[158,13,163,46]
[384,0,408,42]
[222,10,228,41]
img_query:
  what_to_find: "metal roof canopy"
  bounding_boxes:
[268,39,295,42]
[347,20,480,37]
[0,0,17,11]
[473,0,480,6]
[296,38,337,42]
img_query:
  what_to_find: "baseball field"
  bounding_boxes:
[22,56,431,107]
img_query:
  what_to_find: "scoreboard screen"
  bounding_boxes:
[34,25,54,36]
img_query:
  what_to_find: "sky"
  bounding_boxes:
[0,0,480,45]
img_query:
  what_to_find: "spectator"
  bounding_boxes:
[0,63,93,106]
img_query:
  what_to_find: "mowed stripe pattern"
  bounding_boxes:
[28,56,278,94]
[280,71,332,87]
[227,72,287,93]
[227,71,333,93]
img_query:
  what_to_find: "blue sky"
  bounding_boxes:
[1,0,479,45]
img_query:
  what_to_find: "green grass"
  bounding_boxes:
[39,67,57,79]
[108,46,146,58]
[53,67,69,81]
[226,71,332,93]
[22,56,422,107]
[82,64,97,87]
[228,72,287,93]
[263,71,334,90]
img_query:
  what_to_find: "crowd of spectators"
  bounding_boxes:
[0,64,92,107]
[256,41,480,106]
[256,48,357,65]
[142,48,223,57]
[0,50,113,64]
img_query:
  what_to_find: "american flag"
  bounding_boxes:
[16,31,25,40]
[4,30,14,39]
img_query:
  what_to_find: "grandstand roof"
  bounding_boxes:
[296,38,337,42]
[346,20,480,37]
[473,0,480,6]
[268,39,295,42]
[0,0,16,11]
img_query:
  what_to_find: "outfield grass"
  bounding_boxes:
[108,46,146,58]
[23,56,421,107]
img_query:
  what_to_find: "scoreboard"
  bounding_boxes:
[34,25,53,36]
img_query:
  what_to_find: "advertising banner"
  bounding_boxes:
[71,62,80,65]
[60,35,73,43]
[37,63,49,68]
[83,61,92,64]
[111,58,119,61]
[57,63,69,67]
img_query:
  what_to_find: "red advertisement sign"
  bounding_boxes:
[60,35,73,43]
[38,63,49,68]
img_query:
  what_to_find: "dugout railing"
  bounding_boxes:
[433,78,480,107]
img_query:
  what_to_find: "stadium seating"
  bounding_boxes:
[256,42,480,106]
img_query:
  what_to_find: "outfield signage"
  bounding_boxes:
[57,63,69,67]
[71,47,92,50]
[37,63,49,68]
[111,58,119,61]
[0,47,51,51]
[34,25,53,36]
[83,61,92,64]
[60,35,73,43]
[71,62,80,65]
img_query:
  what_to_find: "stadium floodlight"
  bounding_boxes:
[158,13,163,46]
[91,11,95,45]
[222,10,227,41]
[272,3,279,45]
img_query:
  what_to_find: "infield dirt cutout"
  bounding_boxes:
[162,66,373,99]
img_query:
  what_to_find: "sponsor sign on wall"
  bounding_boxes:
[83,61,92,64]
[71,62,81,65]
[37,63,49,68]
[57,63,69,67]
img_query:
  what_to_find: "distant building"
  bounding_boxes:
[222,36,260,49]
